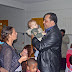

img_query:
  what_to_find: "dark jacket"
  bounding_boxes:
[32,25,62,72]
[0,43,20,72]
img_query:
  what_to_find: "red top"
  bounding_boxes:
[66,48,72,71]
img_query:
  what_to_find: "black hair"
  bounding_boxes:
[60,29,65,33]
[1,26,13,42]
[43,12,57,24]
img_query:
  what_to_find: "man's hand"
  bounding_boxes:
[31,34,34,39]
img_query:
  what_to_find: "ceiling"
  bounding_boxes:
[13,0,48,4]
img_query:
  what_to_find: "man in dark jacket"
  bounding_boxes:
[32,12,62,72]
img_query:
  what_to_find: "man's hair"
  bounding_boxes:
[28,20,36,28]
[27,58,37,67]
[60,29,65,33]
[43,12,57,24]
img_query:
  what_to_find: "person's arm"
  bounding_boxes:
[0,67,8,72]
[18,56,28,63]
[32,32,61,51]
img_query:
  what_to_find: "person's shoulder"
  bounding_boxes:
[2,43,8,47]
[2,43,12,52]
[63,34,69,38]
[64,34,68,37]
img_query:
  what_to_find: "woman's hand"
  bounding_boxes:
[18,55,28,63]
[20,49,28,56]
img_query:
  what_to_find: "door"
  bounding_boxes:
[0,20,8,38]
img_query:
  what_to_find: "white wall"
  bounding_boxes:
[0,4,25,32]
[0,0,25,9]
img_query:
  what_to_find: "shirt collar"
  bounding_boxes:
[45,25,55,33]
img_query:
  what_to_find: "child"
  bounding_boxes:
[20,45,33,72]
[26,20,46,41]
[26,20,46,59]
[26,58,40,72]
[20,45,33,57]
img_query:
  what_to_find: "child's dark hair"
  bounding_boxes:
[27,58,37,67]
[22,45,32,57]
[69,55,72,65]
[21,45,33,72]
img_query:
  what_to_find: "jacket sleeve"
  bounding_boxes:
[32,32,60,51]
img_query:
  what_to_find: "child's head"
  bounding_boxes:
[27,58,38,72]
[28,20,38,29]
[69,55,72,65]
[20,45,33,57]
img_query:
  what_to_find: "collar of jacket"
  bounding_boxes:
[45,25,56,33]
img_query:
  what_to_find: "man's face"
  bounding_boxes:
[43,15,52,29]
